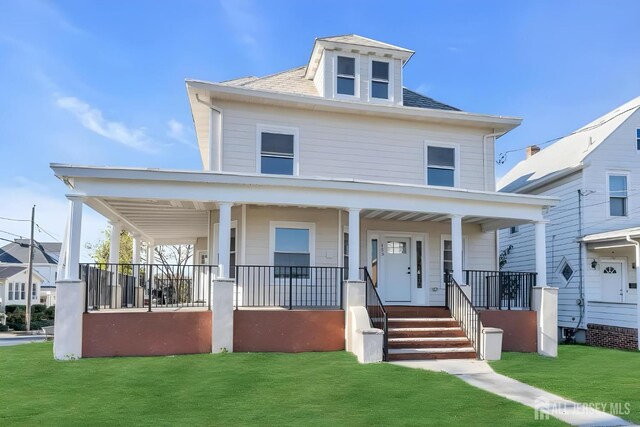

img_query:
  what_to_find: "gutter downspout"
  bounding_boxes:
[625,234,640,351]
[195,93,223,172]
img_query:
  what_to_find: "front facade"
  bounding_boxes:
[0,266,43,310]
[0,239,60,306]
[52,35,557,361]
[499,96,640,350]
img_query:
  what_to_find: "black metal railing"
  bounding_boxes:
[464,270,536,310]
[80,263,217,312]
[234,265,344,309]
[362,267,388,361]
[445,272,481,358]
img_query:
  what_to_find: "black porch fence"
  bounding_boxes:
[80,263,217,311]
[464,270,536,310]
[234,265,344,309]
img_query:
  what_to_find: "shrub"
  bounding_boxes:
[4,305,24,314]
[0,324,8,332]
[32,304,47,314]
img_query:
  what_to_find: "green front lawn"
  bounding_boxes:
[491,345,639,424]
[0,343,562,426]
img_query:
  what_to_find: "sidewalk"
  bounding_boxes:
[0,332,46,346]
[392,359,632,426]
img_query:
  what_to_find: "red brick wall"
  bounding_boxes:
[234,310,345,352]
[479,310,537,352]
[83,311,212,357]
[586,324,638,350]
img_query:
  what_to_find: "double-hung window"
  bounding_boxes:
[258,128,297,175]
[426,145,456,187]
[8,282,13,300]
[371,60,390,100]
[273,227,311,279]
[609,174,628,217]
[31,284,37,300]
[336,56,356,96]
[636,128,640,151]
[20,283,25,300]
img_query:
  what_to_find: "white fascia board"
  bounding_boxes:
[580,227,640,243]
[51,165,557,222]
[185,81,522,132]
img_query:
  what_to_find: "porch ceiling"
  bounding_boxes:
[360,209,527,229]
[85,197,210,244]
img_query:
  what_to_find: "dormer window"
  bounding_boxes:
[371,60,389,99]
[336,56,356,96]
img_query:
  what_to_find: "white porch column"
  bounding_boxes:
[132,235,141,265]
[348,208,361,281]
[55,194,85,360]
[109,221,122,265]
[535,221,548,286]
[450,214,463,283]
[207,210,215,265]
[218,202,232,278]
[64,194,84,281]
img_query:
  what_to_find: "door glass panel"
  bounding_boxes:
[386,241,407,254]
[416,241,423,288]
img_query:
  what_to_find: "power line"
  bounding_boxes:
[0,216,30,222]
[0,229,25,239]
[35,223,62,242]
[496,103,640,165]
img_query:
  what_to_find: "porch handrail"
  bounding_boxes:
[234,265,344,309]
[464,269,536,310]
[445,271,482,358]
[362,267,388,361]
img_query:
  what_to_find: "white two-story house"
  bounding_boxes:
[499,96,640,350]
[52,35,557,361]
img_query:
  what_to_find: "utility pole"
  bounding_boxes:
[26,205,35,332]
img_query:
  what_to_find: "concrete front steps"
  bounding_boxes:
[386,306,477,361]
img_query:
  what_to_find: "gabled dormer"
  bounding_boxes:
[304,34,414,106]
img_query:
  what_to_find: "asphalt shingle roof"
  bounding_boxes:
[0,266,27,279]
[0,240,61,265]
[402,88,460,111]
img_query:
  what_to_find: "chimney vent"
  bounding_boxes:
[526,145,540,158]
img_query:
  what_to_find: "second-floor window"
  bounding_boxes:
[426,145,456,187]
[258,127,298,175]
[337,56,356,96]
[371,60,389,100]
[609,174,628,217]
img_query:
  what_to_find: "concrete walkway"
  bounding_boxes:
[0,333,46,347]
[392,359,632,426]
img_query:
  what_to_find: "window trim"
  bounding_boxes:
[333,52,360,99]
[424,141,461,188]
[256,124,299,176]
[440,235,467,288]
[605,171,630,218]
[368,57,394,103]
[269,221,316,268]
[555,256,575,285]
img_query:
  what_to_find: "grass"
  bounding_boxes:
[491,345,640,424]
[0,343,563,426]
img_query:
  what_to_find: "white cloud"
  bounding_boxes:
[167,118,197,149]
[416,83,432,94]
[219,0,267,61]
[55,96,155,152]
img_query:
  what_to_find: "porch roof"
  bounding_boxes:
[51,164,557,244]
[580,227,640,249]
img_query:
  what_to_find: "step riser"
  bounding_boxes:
[388,330,466,338]
[388,321,459,328]
[385,307,451,318]
[388,341,471,349]
[388,352,477,361]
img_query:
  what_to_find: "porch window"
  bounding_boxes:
[274,227,311,278]
[608,174,628,217]
[371,60,389,100]
[426,146,456,187]
[337,56,356,96]
[259,130,296,175]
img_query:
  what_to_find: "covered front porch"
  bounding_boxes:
[51,164,556,360]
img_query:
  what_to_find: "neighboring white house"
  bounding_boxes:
[52,34,558,361]
[0,239,61,306]
[499,96,640,350]
[0,266,45,310]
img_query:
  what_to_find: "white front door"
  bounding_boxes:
[601,261,624,302]
[383,237,412,303]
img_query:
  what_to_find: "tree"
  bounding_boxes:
[86,228,133,265]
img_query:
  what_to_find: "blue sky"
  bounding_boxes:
[0,0,639,257]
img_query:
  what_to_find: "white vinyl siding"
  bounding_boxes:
[220,100,493,190]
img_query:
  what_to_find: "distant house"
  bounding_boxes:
[0,266,45,310]
[499,96,640,350]
[0,239,61,306]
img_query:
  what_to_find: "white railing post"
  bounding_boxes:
[348,208,361,281]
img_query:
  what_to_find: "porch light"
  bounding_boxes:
[591,259,598,269]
